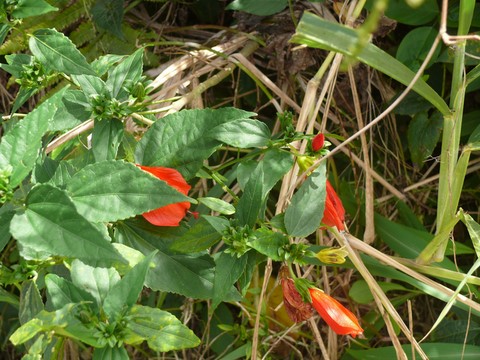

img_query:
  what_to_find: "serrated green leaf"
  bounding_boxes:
[91,119,124,162]
[106,48,143,99]
[125,305,200,351]
[103,251,155,318]
[408,111,443,166]
[93,346,129,360]
[198,197,235,215]
[291,12,449,115]
[50,89,91,131]
[11,86,37,114]
[92,0,125,39]
[169,216,226,253]
[0,98,55,187]
[248,228,289,261]
[66,160,191,223]
[236,162,264,227]
[237,148,293,196]
[72,74,107,96]
[212,119,271,148]
[70,260,120,308]
[115,221,240,300]
[91,54,125,76]
[29,29,96,76]
[45,274,96,311]
[285,162,326,237]
[134,108,257,179]
[212,252,248,311]
[12,0,58,19]
[226,0,287,16]
[10,184,125,264]
[0,54,32,78]
[19,280,44,325]
[10,304,102,347]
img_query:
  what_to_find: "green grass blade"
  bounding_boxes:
[290,12,450,115]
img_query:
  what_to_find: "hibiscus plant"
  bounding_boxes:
[1,1,480,360]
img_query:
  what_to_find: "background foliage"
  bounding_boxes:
[1,0,480,359]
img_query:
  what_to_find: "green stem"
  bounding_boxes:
[424,0,474,263]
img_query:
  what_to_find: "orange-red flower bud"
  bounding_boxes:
[308,288,363,338]
[312,133,325,152]
[137,165,191,226]
[321,180,345,231]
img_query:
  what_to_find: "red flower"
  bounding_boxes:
[322,180,345,231]
[312,133,325,152]
[137,165,191,226]
[309,287,363,338]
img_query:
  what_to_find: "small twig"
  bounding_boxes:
[45,120,94,154]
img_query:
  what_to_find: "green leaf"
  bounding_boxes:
[11,0,58,19]
[19,280,44,325]
[237,148,293,196]
[212,119,271,148]
[66,160,191,223]
[125,305,200,351]
[368,0,439,25]
[29,29,96,76]
[72,74,107,96]
[396,27,441,71]
[106,48,143,100]
[248,227,289,261]
[91,54,125,76]
[92,0,125,40]
[0,209,14,252]
[198,197,235,215]
[462,213,480,258]
[103,251,155,318]
[91,119,124,162]
[291,12,449,115]
[93,346,129,360]
[349,279,411,304]
[212,252,248,310]
[11,86,38,114]
[134,108,256,179]
[70,259,120,308]
[50,89,91,131]
[408,111,443,166]
[226,0,288,16]
[236,162,264,227]
[10,304,102,347]
[10,184,125,264]
[285,162,326,237]
[0,97,55,187]
[169,216,227,253]
[115,221,240,300]
[347,343,480,359]
[45,274,96,311]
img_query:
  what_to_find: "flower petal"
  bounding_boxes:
[309,288,363,337]
[137,165,191,226]
[321,180,345,231]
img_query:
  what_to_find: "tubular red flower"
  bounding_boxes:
[321,180,345,231]
[308,288,363,338]
[137,165,191,226]
[312,133,325,152]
